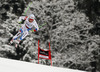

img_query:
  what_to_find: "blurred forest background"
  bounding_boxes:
[0,0,100,72]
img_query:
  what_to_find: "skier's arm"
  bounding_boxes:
[18,16,28,24]
[32,21,39,32]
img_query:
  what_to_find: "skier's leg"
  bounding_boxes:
[13,29,23,40]
[9,28,23,44]
[20,31,29,41]
[15,25,28,44]
[15,31,29,48]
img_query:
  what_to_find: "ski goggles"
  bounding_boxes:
[29,18,34,22]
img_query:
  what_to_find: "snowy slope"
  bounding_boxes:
[0,58,86,72]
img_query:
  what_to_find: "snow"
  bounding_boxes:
[0,58,86,72]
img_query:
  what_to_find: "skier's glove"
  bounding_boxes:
[34,29,36,32]
[18,21,22,24]
[32,29,37,32]
[18,19,25,24]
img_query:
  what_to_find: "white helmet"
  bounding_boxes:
[28,14,35,22]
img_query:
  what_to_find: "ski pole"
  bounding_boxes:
[31,23,47,32]
[18,2,32,27]
[39,23,47,28]
[23,2,32,15]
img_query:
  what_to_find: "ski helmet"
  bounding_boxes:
[28,14,35,22]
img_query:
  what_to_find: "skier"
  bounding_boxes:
[9,14,39,48]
